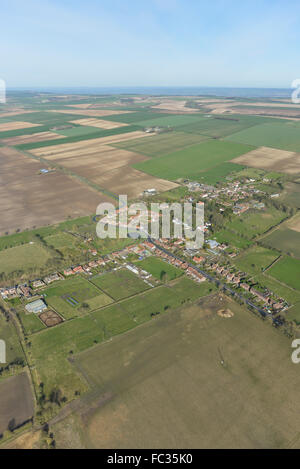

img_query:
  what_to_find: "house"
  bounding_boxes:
[32,279,45,289]
[64,268,74,276]
[44,273,61,284]
[193,256,204,263]
[73,266,84,274]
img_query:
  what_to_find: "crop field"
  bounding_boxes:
[178,115,271,138]
[1,131,64,146]
[102,111,175,124]
[27,137,178,199]
[0,146,113,235]
[226,122,300,151]
[136,256,183,281]
[113,131,209,157]
[51,109,133,118]
[0,121,41,132]
[90,268,150,301]
[268,256,300,291]
[0,243,52,275]
[281,182,300,208]
[29,277,214,399]
[232,146,300,175]
[0,373,34,435]
[61,293,300,449]
[134,114,207,129]
[134,141,254,181]
[43,276,113,319]
[69,118,128,129]
[196,162,245,184]
[234,246,280,275]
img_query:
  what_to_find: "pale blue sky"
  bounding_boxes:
[1,0,300,88]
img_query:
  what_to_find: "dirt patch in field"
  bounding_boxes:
[232,146,300,175]
[39,310,63,327]
[0,146,113,234]
[0,372,34,434]
[286,213,300,233]
[0,121,41,132]
[217,308,234,318]
[1,131,64,146]
[70,118,128,129]
[151,99,200,113]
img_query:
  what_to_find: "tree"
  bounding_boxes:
[8,418,16,432]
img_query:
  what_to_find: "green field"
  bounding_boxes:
[136,256,183,281]
[286,304,300,324]
[262,227,300,259]
[60,293,300,449]
[103,111,175,124]
[255,273,300,305]
[134,140,253,181]
[179,115,273,138]
[90,268,150,301]
[226,121,300,151]
[135,114,206,129]
[234,246,280,275]
[0,313,24,366]
[43,276,112,319]
[54,125,102,137]
[196,162,245,184]
[268,256,300,291]
[114,131,209,157]
[0,243,52,275]
[220,207,286,241]
[19,311,46,335]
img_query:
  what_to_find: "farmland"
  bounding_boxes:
[58,293,300,449]
[134,140,253,181]
[226,121,300,152]
[232,146,300,175]
[114,131,209,157]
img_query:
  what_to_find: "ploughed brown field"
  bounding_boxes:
[0,372,34,434]
[0,121,41,132]
[69,118,128,129]
[0,146,113,235]
[29,138,178,198]
[232,146,300,175]
[1,131,64,146]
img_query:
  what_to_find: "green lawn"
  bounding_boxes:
[136,256,183,281]
[19,312,46,335]
[134,140,253,181]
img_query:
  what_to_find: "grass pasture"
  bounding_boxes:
[66,293,300,449]
[43,276,112,319]
[134,140,254,181]
[234,246,280,275]
[268,256,300,291]
[136,256,183,281]
[0,243,52,275]
[90,268,150,301]
[262,227,300,259]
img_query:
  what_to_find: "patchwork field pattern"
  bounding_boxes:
[70,118,128,129]
[1,131,64,146]
[0,121,41,132]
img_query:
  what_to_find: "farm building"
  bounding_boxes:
[25,299,47,314]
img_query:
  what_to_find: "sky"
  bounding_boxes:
[1,0,300,88]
